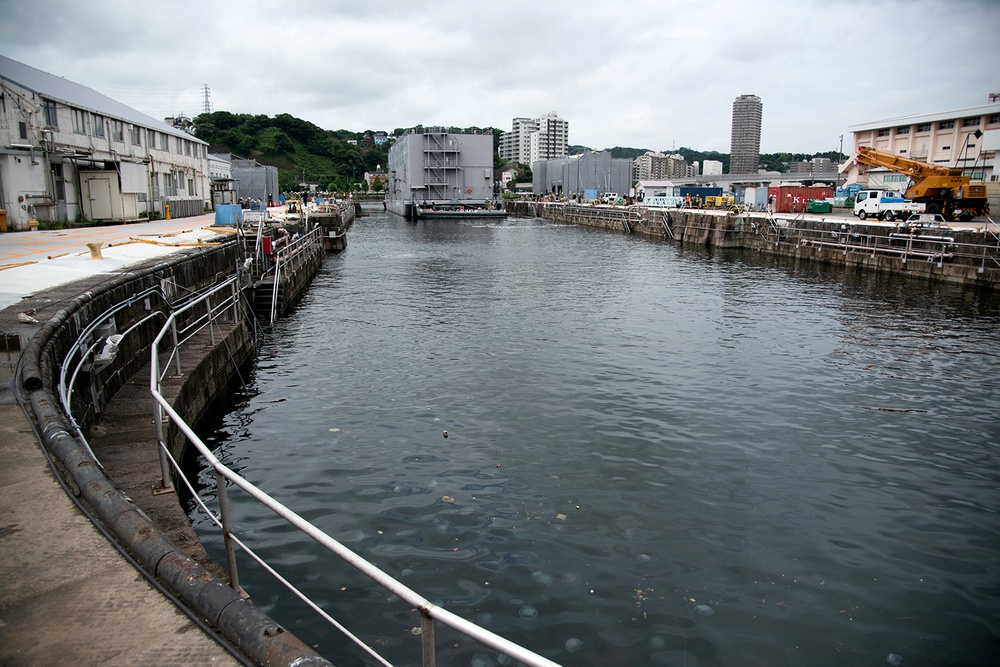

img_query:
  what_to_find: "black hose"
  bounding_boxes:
[11,352,254,666]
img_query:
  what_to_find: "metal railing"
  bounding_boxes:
[261,226,323,323]
[148,279,558,667]
[152,275,243,490]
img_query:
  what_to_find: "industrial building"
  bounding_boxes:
[730,94,762,175]
[230,157,279,206]
[0,55,210,230]
[499,112,568,165]
[842,101,1000,209]
[385,127,495,217]
[532,150,632,198]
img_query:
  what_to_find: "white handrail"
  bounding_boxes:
[149,277,558,667]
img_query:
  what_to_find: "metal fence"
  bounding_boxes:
[149,278,558,667]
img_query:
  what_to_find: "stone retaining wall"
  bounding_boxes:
[507,201,1000,289]
[19,241,331,666]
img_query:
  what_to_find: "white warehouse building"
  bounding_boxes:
[0,55,210,231]
[842,101,1000,211]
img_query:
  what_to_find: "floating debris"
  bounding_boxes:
[887,654,903,665]
[693,604,715,616]
[518,605,539,620]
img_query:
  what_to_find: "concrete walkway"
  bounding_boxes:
[0,217,241,664]
[0,402,240,665]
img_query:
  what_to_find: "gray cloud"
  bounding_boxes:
[2,0,996,153]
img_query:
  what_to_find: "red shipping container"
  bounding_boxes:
[767,186,833,213]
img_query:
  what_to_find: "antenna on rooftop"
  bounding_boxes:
[202,85,213,114]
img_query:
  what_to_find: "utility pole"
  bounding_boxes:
[837,134,844,190]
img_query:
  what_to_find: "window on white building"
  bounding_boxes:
[895,126,909,135]
[72,109,87,134]
[43,100,58,128]
[916,123,931,132]
[939,120,955,130]
[962,117,980,127]
[91,114,105,138]
[877,129,890,137]
[111,119,124,142]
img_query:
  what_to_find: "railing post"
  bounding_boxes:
[421,611,436,667]
[270,256,281,324]
[230,280,239,322]
[171,320,183,376]
[207,296,217,346]
[215,468,242,593]
[151,352,174,492]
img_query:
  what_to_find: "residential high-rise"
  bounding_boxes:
[499,112,568,164]
[634,151,689,180]
[730,94,762,174]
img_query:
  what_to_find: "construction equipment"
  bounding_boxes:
[855,146,989,221]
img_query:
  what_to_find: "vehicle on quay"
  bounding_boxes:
[854,189,926,221]
[856,146,989,221]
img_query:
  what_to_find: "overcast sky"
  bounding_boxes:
[2,0,997,155]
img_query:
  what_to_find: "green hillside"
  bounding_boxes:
[192,111,390,193]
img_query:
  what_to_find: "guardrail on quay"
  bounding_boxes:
[507,201,1000,290]
[150,280,559,666]
[16,242,328,665]
[17,224,556,665]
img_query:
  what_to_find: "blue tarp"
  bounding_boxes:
[214,204,243,226]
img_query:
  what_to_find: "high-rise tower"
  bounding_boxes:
[499,112,568,164]
[730,94,762,174]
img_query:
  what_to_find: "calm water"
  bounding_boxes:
[192,212,1000,666]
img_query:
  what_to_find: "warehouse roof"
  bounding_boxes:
[0,54,206,144]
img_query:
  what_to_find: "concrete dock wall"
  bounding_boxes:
[19,241,330,666]
[507,201,1000,290]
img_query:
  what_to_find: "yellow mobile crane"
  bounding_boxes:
[856,146,989,221]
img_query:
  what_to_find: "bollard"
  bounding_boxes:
[86,241,104,259]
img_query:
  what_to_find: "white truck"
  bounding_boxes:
[853,190,925,222]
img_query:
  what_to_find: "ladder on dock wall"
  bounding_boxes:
[251,280,283,320]
[661,212,675,240]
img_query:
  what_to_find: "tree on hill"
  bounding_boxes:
[192,111,389,193]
